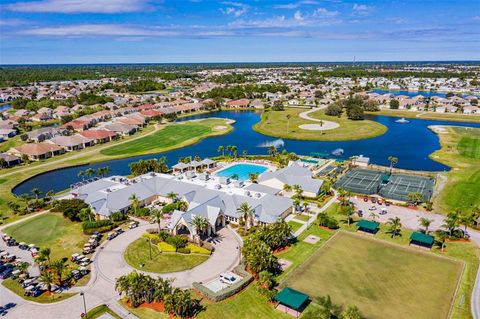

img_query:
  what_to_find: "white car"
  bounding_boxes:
[368,206,377,211]
[219,272,237,285]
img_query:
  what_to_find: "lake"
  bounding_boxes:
[12,110,480,195]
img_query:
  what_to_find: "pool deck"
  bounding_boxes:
[213,160,277,177]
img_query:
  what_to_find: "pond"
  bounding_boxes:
[12,110,480,195]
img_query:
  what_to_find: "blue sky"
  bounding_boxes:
[0,0,479,64]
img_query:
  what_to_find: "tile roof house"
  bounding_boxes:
[0,153,20,167]
[226,99,250,108]
[47,134,94,151]
[9,142,65,160]
[79,130,117,143]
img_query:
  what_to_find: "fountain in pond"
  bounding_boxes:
[395,118,410,124]
[258,139,285,148]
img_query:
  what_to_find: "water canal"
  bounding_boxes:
[12,110,480,195]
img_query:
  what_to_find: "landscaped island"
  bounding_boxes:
[253,108,387,141]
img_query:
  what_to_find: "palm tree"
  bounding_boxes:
[435,229,448,251]
[45,190,55,202]
[342,305,362,319]
[316,295,341,319]
[442,211,460,237]
[77,170,85,181]
[85,168,95,179]
[343,205,355,226]
[387,156,398,174]
[248,172,259,183]
[293,184,303,199]
[267,145,277,157]
[39,247,51,265]
[129,193,140,215]
[217,145,225,157]
[19,193,32,213]
[231,173,239,180]
[31,188,42,202]
[283,184,292,193]
[231,145,238,158]
[387,217,402,238]
[18,262,30,275]
[189,215,209,243]
[459,211,474,238]
[369,212,379,221]
[237,202,254,231]
[39,271,54,292]
[286,114,291,134]
[51,259,67,285]
[150,208,164,234]
[419,217,433,234]
[302,202,309,215]
[166,192,178,202]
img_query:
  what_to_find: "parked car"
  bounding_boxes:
[368,206,377,211]
[219,272,237,285]
[0,268,13,279]
[106,233,116,240]
[128,221,139,229]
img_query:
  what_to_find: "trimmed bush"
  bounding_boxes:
[187,243,211,255]
[177,247,191,254]
[192,264,253,302]
[158,242,176,252]
[166,235,188,250]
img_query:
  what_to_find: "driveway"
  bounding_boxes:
[1,220,241,319]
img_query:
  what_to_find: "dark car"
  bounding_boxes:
[0,268,13,279]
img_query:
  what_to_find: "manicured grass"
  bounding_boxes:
[197,283,292,319]
[119,299,169,319]
[293,213,310,222]
[287,220,303,233]
[124,238,209,273]
[86,304,122,319]
[253,108,387,141]
[281,231,464,319]
[367,109,480,123]
[101,118,231,156]
[3,213,88,261]
[2,278,76,303]
[430,126,480,212]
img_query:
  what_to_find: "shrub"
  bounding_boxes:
[146,228,159,234]
[110,211,127,222]
[177,247,191,254]
[187,244,211,255]
[82,220,113,234]
[158,230,170,241]
[166,235,188,251]
[158,242,176,252]
[52,199,89,221]
[317,212,339,229]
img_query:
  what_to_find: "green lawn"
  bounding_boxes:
[281,231,463,319]
[430,126,480,212]
[293,214,310,222]
[124,238,209,273]
[3,213,88,261]
[253,108,387,141]
[287,220,303,233]
[86,304,122,319]
[101,118,231,156]
[2,278,76,303]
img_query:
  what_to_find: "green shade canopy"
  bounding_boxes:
[357,219,379,231]
[310,152,329,158]
[410,232,434,245]
[381,174,390,183]
[275,287,309,311]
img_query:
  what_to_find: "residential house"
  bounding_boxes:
[9,142,65,161]
[48,134,94,151]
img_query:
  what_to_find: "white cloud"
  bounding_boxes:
[220,2,248,17]
[294,11,304,21]
[0,18,27,26]
[313,8,338,18]
[273,1,319,9]
[352,3,374,15]
[17,24,176,36]
[5,0,150,13]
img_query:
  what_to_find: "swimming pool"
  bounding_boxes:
[216,163,268,181]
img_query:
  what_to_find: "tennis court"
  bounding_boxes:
[380,174,434,202]
[335,168,435,202]
[334,169,382,195]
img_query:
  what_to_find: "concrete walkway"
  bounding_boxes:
[293,193,338,237]
[1,219,241,319]
[298,107,339,131]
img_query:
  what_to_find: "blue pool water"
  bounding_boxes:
[216,163,268,181]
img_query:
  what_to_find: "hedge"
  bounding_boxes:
[177,247,191,254]
[192,264,253,302]
[158,242,176,253]
[187,244,211,255]
[82,220,114,234]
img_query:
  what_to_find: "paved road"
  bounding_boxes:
[1,219,241,319]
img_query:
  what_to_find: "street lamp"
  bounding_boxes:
[80,292,88,319]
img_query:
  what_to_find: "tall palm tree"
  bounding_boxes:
[19,193,31,213]
[150,208,164,234]
[316,295,341,319]
[217,145,225,157]
[129,193,140,215]
[387,156,398,174]
[51,259,67,285]
[166,192,178,202]
[39,247,51,265]
[85,168,95,179]
[419,217,433,234]
[283,184,292,193]
[459,211,474,238]
[77,170,85,181]
[237,202,254,231]
[286,114,291,134]
[387,217,402,238]
[342,305,362,319]
[267,146,277,157]
[31,188,42,202]
[442,211,460,237]
[189,215,209,243]
[39,271,54,292]
[343,205,355,226]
